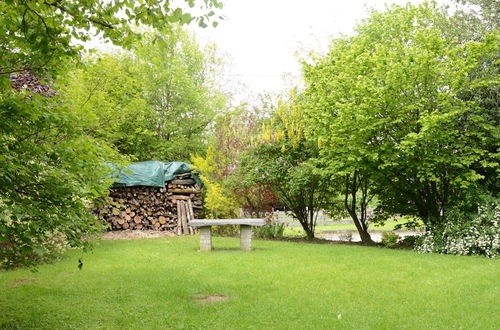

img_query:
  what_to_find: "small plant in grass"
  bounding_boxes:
[253,224,286,239]
[284,227,304,237]
[253,212,286,239]
[381,232,400,248]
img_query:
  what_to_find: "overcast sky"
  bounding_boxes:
[190,0,447,102]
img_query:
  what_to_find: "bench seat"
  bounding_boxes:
[189,219,265,251]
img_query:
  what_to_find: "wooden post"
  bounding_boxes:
[180,201,189,234]
[176,200,182,235]
[187,199,195,235]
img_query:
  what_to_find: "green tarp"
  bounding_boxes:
[111,161,202,188]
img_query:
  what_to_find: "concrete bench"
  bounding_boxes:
[189,219,265,251]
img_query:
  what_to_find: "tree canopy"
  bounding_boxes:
[238,91,331,238]
[64,28,225,161]
[0,0,223,76]
[302,3,499,232]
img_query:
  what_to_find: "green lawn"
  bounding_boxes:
[284,220,405,237]
[1,236,499,329]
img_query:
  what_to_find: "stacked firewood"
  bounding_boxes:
[96,173,202,233]
[10,71,57,97]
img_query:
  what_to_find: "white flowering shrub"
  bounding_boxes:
[416,203,500,258]
[416,233,436,253]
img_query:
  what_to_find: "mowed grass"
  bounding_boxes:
[284,220,406,237]
[1,236,499,329]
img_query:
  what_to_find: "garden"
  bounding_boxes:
[1,0,499,328]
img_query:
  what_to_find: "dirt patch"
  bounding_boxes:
[11,278,37,287]
[101,230,176,240]
[59,271,75,276]
[193,293,229,303]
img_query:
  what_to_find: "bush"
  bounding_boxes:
[381,232,400,248]
[416,202,500,258]
[397,235,420,249]
[0,91,120,269]
[190,151,240,219]
[253,223,286,239]
[1,228,71,269]
[253,212,286,239]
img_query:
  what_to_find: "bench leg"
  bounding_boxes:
[240,225,252,251]
[199,226,212,251]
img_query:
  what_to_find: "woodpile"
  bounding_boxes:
[10,71,57,97]
[96,173,202,233]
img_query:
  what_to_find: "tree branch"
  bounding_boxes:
[43,1,115,30]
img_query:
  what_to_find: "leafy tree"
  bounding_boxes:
[62,55,149,152]
[239,92,331,238]
[453,0,499,33]
[133,29,225,160]
[0,89,122,268]
[211,102,279,216]
[64,27,224,161]
[190,101,278,219]
[447,0,500,200]
[0,0,223,76]
[302,3,499,231]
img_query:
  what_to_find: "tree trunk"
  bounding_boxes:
[348,209,374,245]
[345,172,375,245]
[303,223,315,239]
[358,226,374,245]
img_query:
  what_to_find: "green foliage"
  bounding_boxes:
[397,235,421,249]
[131,30,225,160]
[191,148,239,219]
[211,225,239,237]
[202,180,239,219]
[0,90,122,269]
[64,27,225,161]
[302,2,499,230]
[212,105,262,175]
[0,227,70,268]
[253,223,285,239]
[0,0,223,75]
[190,101,278,219]
[253,215,286,239]
[417,200,500,258]
[239,93,331,238]
[392,216,425,231]
[0,0,224,269]
[381,232,400,249]
[452,0,499,35]
[204,101,278,216]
